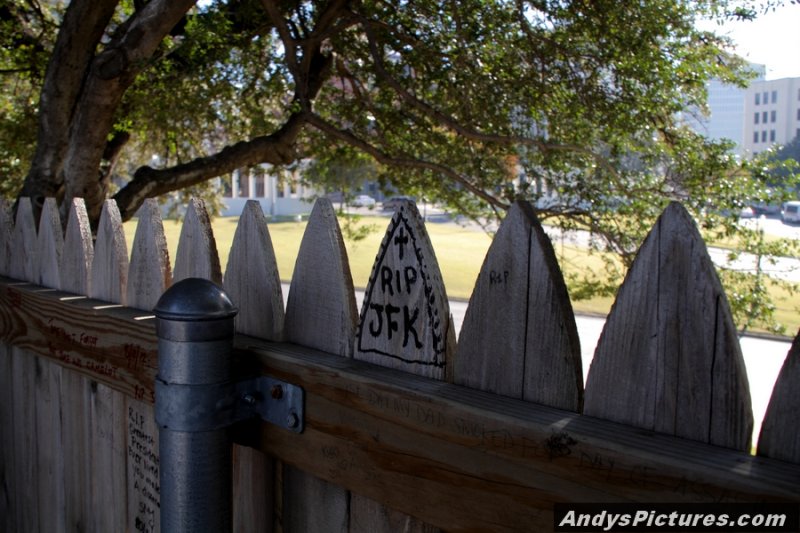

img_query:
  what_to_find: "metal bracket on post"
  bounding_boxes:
[154,374,305,434]
[153,277,304,533]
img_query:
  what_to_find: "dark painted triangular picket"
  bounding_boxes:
[584,202,753,451]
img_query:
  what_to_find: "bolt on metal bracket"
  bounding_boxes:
[236,375,305,432]
[155,375,304,433]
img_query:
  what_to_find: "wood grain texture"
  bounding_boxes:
[285,198,357,356]
[90,200,129,305]
[173,198,222,284]
[37,198,64,289]
[246,340,800,532]
[757,330,800,463]
[0,277,798,532]
[61,198,94,296]
[127,198,172,311]
[223,200,280,533]
[282,198,355,532]
[355,200,453,381]
[11,348,39,531]
[89,381,127,532]
[11,197,37,282]
[353,200,448,532]
[0,343,15,533]
[224,199,284,340]
[0,198,11,277]
[455,200,582,411]
[60,370,92,532]
[583,202,753,451]
[34,355,66,533]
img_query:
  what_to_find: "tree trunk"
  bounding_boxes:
[20,0,119,219]
[60,0,198,228]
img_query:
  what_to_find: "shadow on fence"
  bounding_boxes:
[0,195,798,532]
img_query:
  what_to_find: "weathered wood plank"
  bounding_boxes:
[61,198,94,296]
[282,198,355,532]
[11,348,39,531]
[223,200,280,533]
[2,277,798,532]
[355,200,453,380]
[584,202,753,451]
[90,199,129,305]
[58,198,96,532]
[37,197,64,289]
[173,198,222,284]
[0,343,15,533]
[353,199,450,531]
[87,379,129,532]
[126,396,161,533]
[34,355,66,533]
[224,199,283,340]
[60,369,92,533]
[455,200,582,411]
[127,198,172,311]
[0,278,158,397]
[245,339,800,532]
[758,330,800,463]
[0,198,14,277]
[11,197,37,282]
[285,198,357,356]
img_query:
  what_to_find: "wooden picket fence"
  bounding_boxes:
[0,195,798,532]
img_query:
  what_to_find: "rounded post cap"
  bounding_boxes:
[154,278,238,322]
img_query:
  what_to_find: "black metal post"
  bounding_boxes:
[153,278,238,533]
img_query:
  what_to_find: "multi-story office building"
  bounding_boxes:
[688,65,765,157]
[743,77,800,156]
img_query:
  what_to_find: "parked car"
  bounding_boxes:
[350,194,376,208]
[781,201,800,223]
[382,195,415,211]
[738,206,756,219]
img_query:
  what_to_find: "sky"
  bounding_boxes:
[703,3,800,80]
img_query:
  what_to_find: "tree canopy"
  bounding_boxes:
[2,0,799,332]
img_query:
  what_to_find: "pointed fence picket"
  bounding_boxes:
[0,196,798,532]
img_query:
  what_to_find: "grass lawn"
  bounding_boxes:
[123,213,799,335]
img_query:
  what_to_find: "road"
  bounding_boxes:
[281,283,791,446]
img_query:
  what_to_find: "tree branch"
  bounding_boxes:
[113,112,307,220]
[305,112,508,210]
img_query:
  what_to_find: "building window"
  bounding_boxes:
[797,108,800,120]
[763,91,769,104]
[772,90,778,103]
[762,130,768,142]
[756,93,761,105]
[771,110,777,123]
[762,111,768,123]
[770,130,776,142]
[755,112,760,124]
[754,132,759,143]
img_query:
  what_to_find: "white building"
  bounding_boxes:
[743,76,800,156]
[689,64,765,157]
[218,165,317,217]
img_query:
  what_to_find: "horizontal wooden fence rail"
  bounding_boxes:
[1,195,799,532]
[1,276,799,532]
